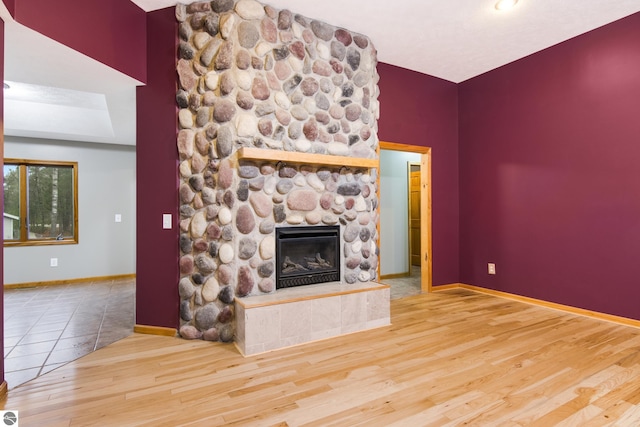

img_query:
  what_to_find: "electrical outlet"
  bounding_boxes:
[50,258,58,267]
[488,263,496,275]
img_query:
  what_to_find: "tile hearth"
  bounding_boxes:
[235,281,390,356]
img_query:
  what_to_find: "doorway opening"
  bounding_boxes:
[2,14,138,390]
[378,141,432,296]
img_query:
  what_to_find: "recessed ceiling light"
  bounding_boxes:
[495,0,518,10]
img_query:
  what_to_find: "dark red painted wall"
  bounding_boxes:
[135,8,179,328]
[377,63,459,286]
[3,0,14,16]
[459,12,640,319]
[6,0,146,83]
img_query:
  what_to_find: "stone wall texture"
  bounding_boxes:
[175,0,380,342]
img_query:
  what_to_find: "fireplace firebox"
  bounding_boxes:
[275,225,340,289]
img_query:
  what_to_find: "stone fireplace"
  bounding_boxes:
[175,0,389,353]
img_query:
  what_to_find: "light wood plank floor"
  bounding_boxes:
[3,289,640,426]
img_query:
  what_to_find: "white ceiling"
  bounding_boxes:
[3,0,640,144]
[133,0,640,82]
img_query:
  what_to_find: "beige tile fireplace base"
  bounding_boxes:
[234,282,391,356]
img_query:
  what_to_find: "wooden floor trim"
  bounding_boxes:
[433,282,640,329]
[4,274,136,289]
[379,271,410,280]
[133,324,177,337]
[0,381,7,401]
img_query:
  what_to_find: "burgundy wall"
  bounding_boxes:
[135,8,179,329]
[3,0,14,16]
[377,63,459,286]
[6,0,146,83]
[458,13,640,320]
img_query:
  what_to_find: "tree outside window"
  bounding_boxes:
[3,159,78,246]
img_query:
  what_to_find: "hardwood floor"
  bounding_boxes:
[3,289,640,426]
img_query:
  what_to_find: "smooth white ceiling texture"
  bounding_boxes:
[3,0,640,144]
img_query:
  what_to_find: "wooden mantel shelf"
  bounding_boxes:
[235,147,379,169]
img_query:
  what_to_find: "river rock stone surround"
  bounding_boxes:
[176,0,380,343]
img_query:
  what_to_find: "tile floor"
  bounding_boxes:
[383,266,422,300]
[3,278,135,390]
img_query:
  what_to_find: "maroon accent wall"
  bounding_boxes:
[3,0,14,16]
[377,63,460,286]
[6,0,146,83]
[135,8,179,329]
[459,13,640,320]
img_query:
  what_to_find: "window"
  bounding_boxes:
[3,159,78,246]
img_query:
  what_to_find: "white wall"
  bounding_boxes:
[379,149,421,276]
[3,137,136,284]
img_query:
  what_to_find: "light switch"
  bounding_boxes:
[115,214,122,223]
[162,214,172,229]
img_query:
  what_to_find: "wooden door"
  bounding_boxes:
[409,169,421,266]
